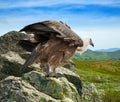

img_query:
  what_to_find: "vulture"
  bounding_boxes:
[18,20,94,77]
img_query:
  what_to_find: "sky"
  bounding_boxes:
[0,0,120,50]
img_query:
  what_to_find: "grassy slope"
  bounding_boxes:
[74,60,120,101]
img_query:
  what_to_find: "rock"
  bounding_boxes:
[0,51,25,79]
[0,32,103,102]
[0,31,27,54]
[1,51,24,64]
[23,71,80,102]
[62,60,76,73]
[56,67,82,95]
[0,51,82,102]
[82,83,102,102]
[0,51,82,96]
[61,98,75,102]
[0,51,39,80]
[0,76,58,102]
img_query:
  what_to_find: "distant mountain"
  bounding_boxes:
[72,49,120,60]
[95,48,120,52]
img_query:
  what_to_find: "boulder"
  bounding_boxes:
[0,51,82,102]
[23,71,80,102]
[82,83,102,102]
[0,31,27,54]
[0,51,82,96]
[0,76,58,102]
[0,31,103,102]
[0,51,39,80]
[56,67,82,95]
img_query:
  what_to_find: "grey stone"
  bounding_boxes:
[23,71,80,102]
[0,76,58,102]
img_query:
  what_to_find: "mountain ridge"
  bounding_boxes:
[72,49,120,60]
[95,48,120,52]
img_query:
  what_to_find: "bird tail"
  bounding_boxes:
[19,50,40,72]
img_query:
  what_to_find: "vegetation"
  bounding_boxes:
[74,60,120,102]
[102,90,120,102]
[72,50,120,60]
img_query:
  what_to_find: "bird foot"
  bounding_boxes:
[45,72,63,78]
[45,72,56,77]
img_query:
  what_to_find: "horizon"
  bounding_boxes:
[0,0,120,50]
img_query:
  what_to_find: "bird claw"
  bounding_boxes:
[45,72,63,78]
[45,72,56,77]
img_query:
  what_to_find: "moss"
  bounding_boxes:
[46,78,63,99]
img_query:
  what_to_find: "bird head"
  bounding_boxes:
[76,37,94,54]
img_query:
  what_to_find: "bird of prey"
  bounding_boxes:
[18,20,94,77]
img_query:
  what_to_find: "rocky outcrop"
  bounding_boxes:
[0,51,27,79]
[0,76,58,102]
[0,51,82,102]
[82,83,102,102]
[0,49,104,102]
[0,31,104,102]
[23,71,80,102]
[0,31,27,54]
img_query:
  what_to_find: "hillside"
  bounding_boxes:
[74,60,120,102]
[95,48,120,52]
[72,50,120,60]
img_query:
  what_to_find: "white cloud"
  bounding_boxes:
[0,0,120,49]
[0,15,120,49]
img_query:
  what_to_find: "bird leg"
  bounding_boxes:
[45,64,56,77]
[40,63,49,75]
[40,63,55,77]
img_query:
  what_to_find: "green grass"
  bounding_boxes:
[102,90,120,102]
[74,60,120,101]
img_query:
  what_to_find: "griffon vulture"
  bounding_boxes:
[18,20,94,77]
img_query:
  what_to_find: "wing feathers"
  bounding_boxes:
[20,22,57,33]
[18,40,39,52]
[19,20,83,47]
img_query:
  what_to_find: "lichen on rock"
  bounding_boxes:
[23,71,80,102]
[0,76,58,102]
[0,51,82,102]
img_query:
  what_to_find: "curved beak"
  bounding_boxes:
[90,38,94,47]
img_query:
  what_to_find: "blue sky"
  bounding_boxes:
[0,0,120,50]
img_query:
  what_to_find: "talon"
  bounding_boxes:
[45,74,49,77]
[47,72,56,77]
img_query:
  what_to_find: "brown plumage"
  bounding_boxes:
[18,20,84,76]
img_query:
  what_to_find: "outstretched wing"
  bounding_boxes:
[19,20,83,46]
